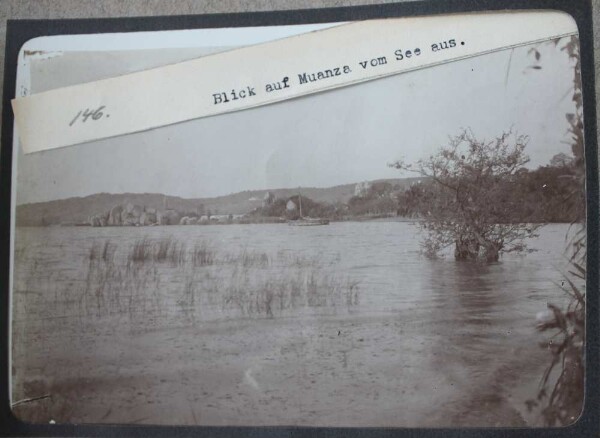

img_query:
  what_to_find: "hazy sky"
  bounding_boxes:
[17,39,578,205]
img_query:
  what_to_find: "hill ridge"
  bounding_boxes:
[16,177,422,226]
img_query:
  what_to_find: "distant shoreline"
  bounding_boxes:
[12,218,570,228]
[15,215,421,228]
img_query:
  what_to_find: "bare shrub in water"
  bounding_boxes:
[390,129,541,262]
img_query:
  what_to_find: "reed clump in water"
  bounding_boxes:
[128,237,187,266]
[192,241,215,267]
[221,266,359,318]
[79,236,358,324]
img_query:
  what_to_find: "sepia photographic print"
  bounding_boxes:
[10,22,586,428]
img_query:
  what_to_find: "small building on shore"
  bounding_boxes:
[354,181,373,198]
[263,191,275,207]
[286,200,297,211]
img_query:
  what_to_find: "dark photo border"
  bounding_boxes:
[1,0,598,437]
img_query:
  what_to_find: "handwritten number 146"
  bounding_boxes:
[69,106,108,126]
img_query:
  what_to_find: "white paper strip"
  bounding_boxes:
[12,10,577,154]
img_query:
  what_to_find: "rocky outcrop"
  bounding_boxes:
[179,216,200,225]
[354,181,373,197]
[140,209,157,226]
[91,203,161,227]
[108,205,124,226]
[121,203,143,226]
[158,209,181,225]
[263,191,275,207]
[88,203,208,227]
[89,212,108,227]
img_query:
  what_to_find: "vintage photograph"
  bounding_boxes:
[10,29,585,427]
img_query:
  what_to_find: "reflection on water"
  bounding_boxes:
[11,222,573,426]
[422,256,569,426]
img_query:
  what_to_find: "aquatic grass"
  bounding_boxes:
[224,248,269,268]
[79,237,357,325]
[127,237,186,266]
[129,238,152,263]
[88,240,116,263]
[177,275,198,324]
[167,241,186,266]
[529,255,585,425]
[152,237,186,265]
[81,238,163,321]
[346,280,360,306]
[276,251,323,268]
[192,241,215,266]
[82,240,121,318]
[221,265,360,317]
[154,238,172,262]
[306,270,323,307]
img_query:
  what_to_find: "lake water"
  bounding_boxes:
[11,221,575,426]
